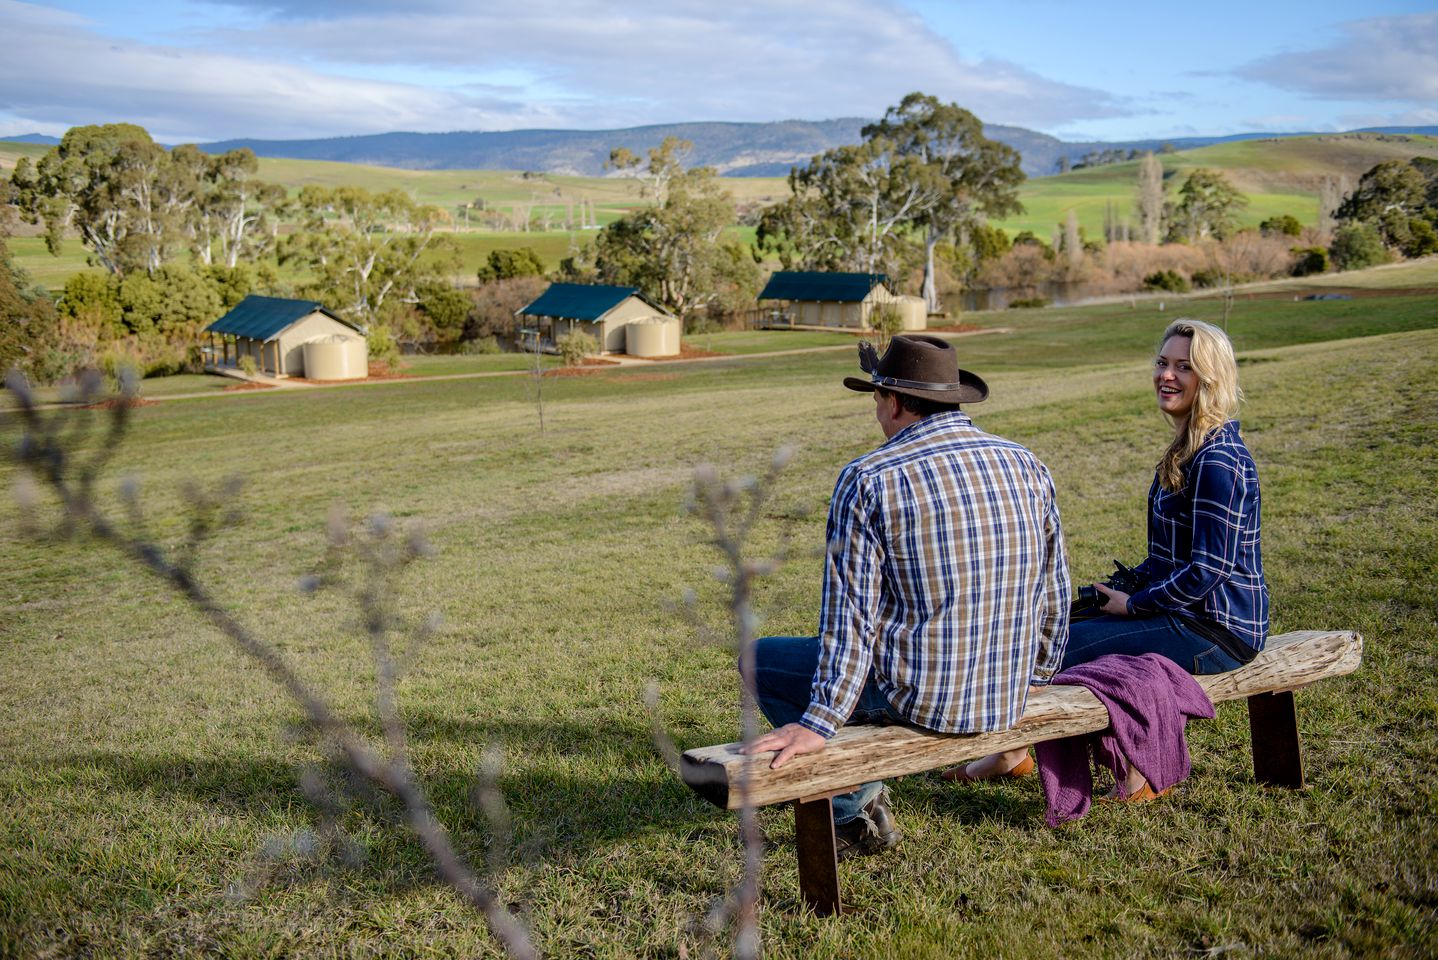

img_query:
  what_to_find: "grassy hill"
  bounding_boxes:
[1,292,1435,956]
[996,133,1438,238]
[5,133,1438,290]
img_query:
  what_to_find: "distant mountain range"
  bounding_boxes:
[9,122,1438,178]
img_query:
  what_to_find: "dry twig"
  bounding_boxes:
[3,369,536,960]
[654,446,796,960]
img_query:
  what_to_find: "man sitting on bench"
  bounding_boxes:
[743,335,1071,858]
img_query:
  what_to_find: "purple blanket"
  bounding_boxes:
[1035,653,1215,826]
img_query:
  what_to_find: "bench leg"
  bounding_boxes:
[794,796,842,916]
[1248,690,1304,788]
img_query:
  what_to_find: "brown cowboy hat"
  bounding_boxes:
[843,335,988,404]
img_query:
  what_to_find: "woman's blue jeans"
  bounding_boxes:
[1062,612,1244,674]
[750,635,906,825]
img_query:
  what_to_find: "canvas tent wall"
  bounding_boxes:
[205,295,365,378]
[517,283,676,354]
[756,272,907,331]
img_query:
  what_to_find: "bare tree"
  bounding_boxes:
[525,324,547,435]
[1063,210,1083,274]
[1318,175,1350,240]
[3,370,535,960]
[1136,151,1165,245]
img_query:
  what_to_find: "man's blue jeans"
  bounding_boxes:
[1062,612,1244,674]
[750,635,906,824]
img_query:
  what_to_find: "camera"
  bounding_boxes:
[1070,560,1146,618]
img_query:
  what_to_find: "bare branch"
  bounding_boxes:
[657,453,797,960]
[3,374,537,960]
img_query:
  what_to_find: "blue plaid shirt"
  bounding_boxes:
[1129,420,1269,651]
[800,411,1070,738]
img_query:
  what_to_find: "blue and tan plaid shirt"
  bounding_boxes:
[1129,420,1269,651]
[800,411,1070,738]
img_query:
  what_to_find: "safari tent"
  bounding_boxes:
[517,283,676,354]
[757,271,925,331]
[205,295,366,379]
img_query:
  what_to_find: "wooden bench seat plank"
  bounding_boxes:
[681,630,1361,811]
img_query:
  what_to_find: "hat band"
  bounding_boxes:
[871,374,967,391]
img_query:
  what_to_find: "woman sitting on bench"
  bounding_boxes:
[946,318,1269,792]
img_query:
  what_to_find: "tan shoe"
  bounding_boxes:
[1099,780,1173,803]
[940,752,1035,783]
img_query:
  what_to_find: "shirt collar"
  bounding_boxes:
[884,408,973,447]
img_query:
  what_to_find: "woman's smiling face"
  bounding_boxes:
[1154,335,1198,420]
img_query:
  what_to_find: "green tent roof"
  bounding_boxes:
[518,283,667,321]
[205,295,358,341]
[758,272,889,303]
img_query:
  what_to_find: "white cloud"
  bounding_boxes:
[208,0,1127,129]
[1239,11,1438,102]
[1337,107,1438,130]
[0,1,579,141]
[1238,114,1330,132]
[0,0,1127,141]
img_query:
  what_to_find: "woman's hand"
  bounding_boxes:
[1095,583,1130,615]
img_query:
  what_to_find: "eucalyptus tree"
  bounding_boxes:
[861,93,1024,311]
[9,125,284,276]
[1167,168,1248,242]
[1336,159,1438,256]
[593,138,758,318]
[758,93,1023,312]
[190,147,286,268]
[280,185,458,328]
[11,123,182,276]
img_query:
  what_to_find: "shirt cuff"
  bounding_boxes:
[1127,589,1153,614]
[799,704,844,739]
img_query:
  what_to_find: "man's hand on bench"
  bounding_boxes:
[743,723,826,768]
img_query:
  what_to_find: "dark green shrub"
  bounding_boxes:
[1143,269,1191,293]
[1290,247,1329,277]
[1329,223,1391,271]
[1191,269,1223,289]
[1259,214,1303,237]
[1404,219,1438,258]
[476,247,545,282]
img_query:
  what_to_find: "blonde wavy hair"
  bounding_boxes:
[1156,319,1242,491]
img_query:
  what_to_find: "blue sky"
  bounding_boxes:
[2,0,1435,143]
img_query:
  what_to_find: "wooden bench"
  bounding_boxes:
[681,629,1363,916]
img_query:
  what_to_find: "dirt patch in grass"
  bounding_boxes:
[544,357,622,377]
[286,369,415,384]
[925,322,984,333]
[221,382,277,392]
[625,343,728,360]
[82,397,159,409]
[1205,286,1438,302]
[613,372,682,383]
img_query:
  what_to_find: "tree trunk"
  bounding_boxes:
[922,227,940,313]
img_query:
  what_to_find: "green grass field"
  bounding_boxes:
[2,289,1435,957]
